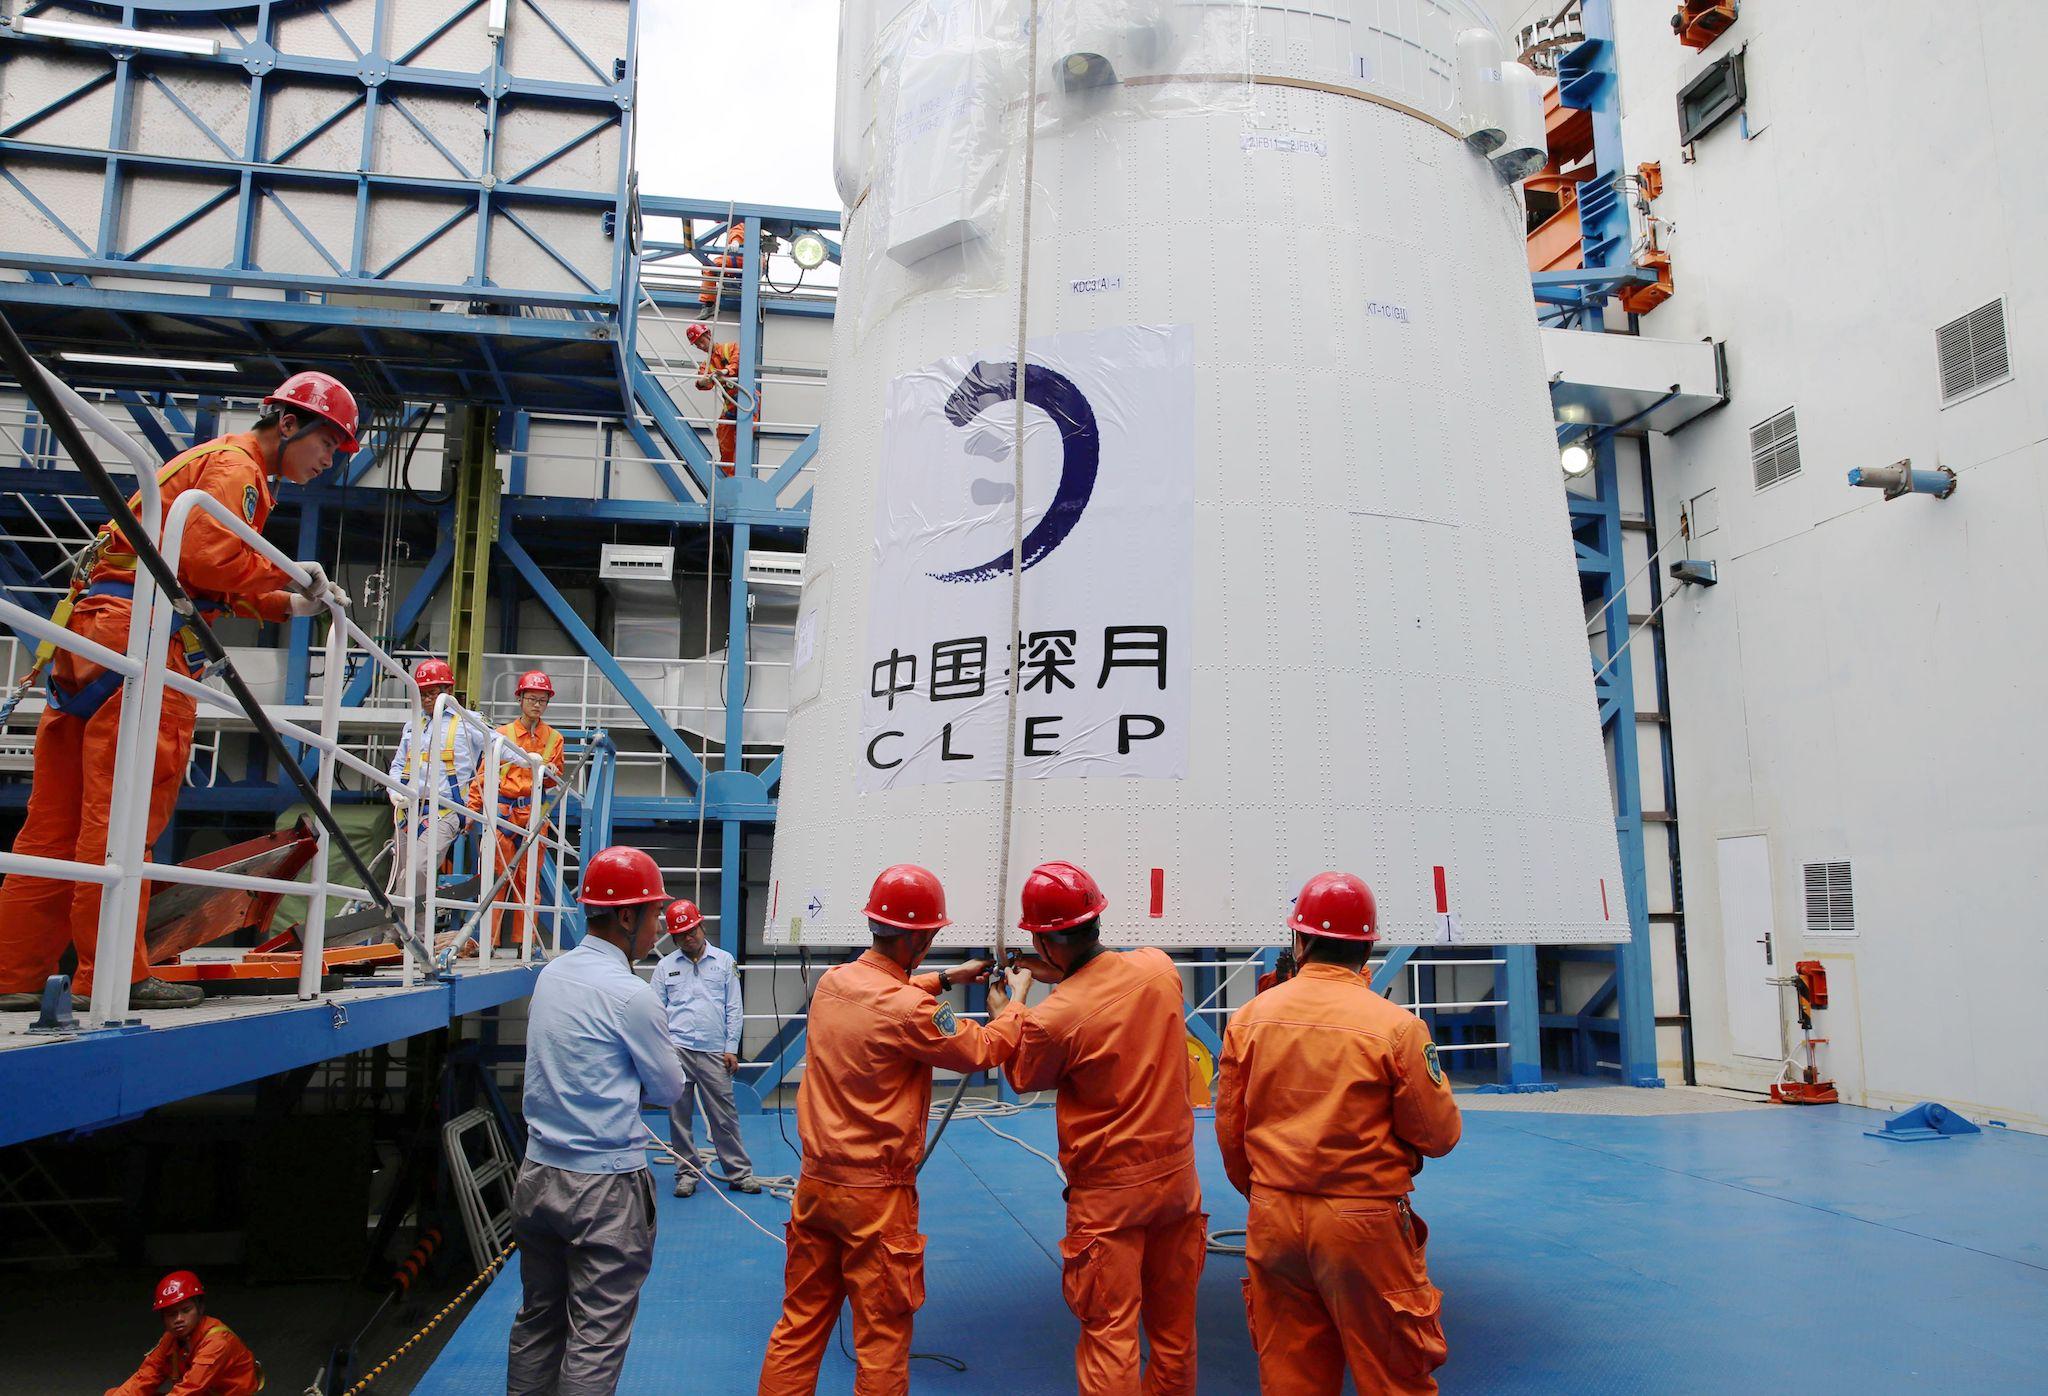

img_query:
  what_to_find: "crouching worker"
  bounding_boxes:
[984,861,1207,1396]
[1216,873,1463,1395]
[106,1270,262,1396]
[508,846,685,1396]
[757,864,1014,1396]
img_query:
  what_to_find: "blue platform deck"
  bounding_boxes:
[0,962,540,1149]
[418,1097,2048,1394]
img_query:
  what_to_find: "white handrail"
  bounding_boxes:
[0,478,584,1024]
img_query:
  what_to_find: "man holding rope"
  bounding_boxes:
[384,656,482,943]
[0,373,357,1013]
[756,863,1015,1396]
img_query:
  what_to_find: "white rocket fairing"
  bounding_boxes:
[768,1,1624,949]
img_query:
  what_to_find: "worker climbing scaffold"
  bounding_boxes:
[687,322,756,477]
[0,372,359,1012]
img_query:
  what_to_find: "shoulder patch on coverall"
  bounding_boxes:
[1423,1041,1444,1085]
[242,483,259,522]
[932,1003,959,1037]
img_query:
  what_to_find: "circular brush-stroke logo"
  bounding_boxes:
[928,360,1099,584]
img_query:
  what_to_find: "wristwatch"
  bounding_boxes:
[935,967,952,991]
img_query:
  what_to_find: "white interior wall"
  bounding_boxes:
[1614,1,2048,1127]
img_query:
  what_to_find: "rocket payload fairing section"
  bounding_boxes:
[768,1,1625,948]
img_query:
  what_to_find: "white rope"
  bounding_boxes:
[989,0,1043,971]
[643,1126,786,1248]
[977,1116,1065,1183]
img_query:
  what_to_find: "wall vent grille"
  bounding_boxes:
[1802,860,1855,936]
[1750,407,1800,490]
[1937,299,2010,403]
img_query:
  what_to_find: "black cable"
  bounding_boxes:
[400,403,451,507]
[0,313,417,961]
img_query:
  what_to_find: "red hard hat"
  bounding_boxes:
[1018,861,1108,934]
[1288,871,1379,942]
[863,864,950,931]
[154,1270,204,1311]
[414,657,455,689]
[686,323,713,350]
[578,846,666,908]
[264,371,360,454]
[515,670,554,697]
[665,899,704,936]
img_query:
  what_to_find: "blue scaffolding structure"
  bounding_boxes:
[0,6,1671,1141]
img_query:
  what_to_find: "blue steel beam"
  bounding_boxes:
[498,529,706,791]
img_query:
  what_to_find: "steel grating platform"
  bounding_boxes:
[417,1097,2048,1394]
[0,961,541,1149]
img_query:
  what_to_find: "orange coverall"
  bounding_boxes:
[1215,962,1464,1396]
[757,949,1019,1396]
[694,338,753,476]
[106,1317,263,1396]
[998,947,1206,1396]
[0,434,295,997]
[699,225,742,312]
[465,718,564,950]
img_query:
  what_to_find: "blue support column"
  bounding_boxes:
[719,522,752,948]
[1505,946,1543,1085]
[1549,0,1663,1088]
[285,502,320,705]
[735,218,762,474]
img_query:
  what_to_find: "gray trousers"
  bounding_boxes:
[668,1046,754,1184]
[506,1162,656,1396]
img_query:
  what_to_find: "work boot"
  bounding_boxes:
[728,1176,763,1195]
[673,1175,697,1198]
[127,977,204,1009]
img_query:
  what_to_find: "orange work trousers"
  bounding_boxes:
[485,811,547,950]
[1061,1164,1207,1396]
[758,1180,925,1396]
[1242,1188,1448,1395]
[0,601,197,996]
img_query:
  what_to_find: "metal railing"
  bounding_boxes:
[0,392,583,1026]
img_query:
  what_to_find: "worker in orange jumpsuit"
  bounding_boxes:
[1215,872,1463,1396]
[106,1270,263,1396]
[0,373,358,1013]
[687,322,753,477]
[757,864,1012,1396]
[698,223,742,316]
[465,669,565,954]
[983,861,1206,1396]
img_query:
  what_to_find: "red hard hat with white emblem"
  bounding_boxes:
[1018,861,1108,934]
[687,323,713,350]
[515,669,554,697]
[1287,871,1379,942]
[154,1270,204,1310]
[264,371,360,454]
[863,864,950,930]
[579,846,666,907]
[414,657,454,688]
[665,899,704,936]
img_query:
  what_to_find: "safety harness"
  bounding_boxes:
[401,711,468,835]
[0,453,245,723]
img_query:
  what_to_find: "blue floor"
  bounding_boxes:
[418,1099,2048,1393]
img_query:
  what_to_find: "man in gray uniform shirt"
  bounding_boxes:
[653,896,760,1196]
[507,845,685,1396]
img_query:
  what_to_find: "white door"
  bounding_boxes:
[1714,835,1784,1060]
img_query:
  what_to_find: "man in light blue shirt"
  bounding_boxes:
[653,898,759,1197]
[383,657,484,941]
[508,845,684,1396]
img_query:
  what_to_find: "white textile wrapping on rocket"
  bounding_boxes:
[771,0,1625,948]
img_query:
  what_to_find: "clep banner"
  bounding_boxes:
[857,322,1195,790]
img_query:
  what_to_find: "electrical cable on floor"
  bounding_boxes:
[1206,1228,1247,1257]
[319,1241,516,1396]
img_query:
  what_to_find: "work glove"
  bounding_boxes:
[285,584,351,616]
[292,560,332,599]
